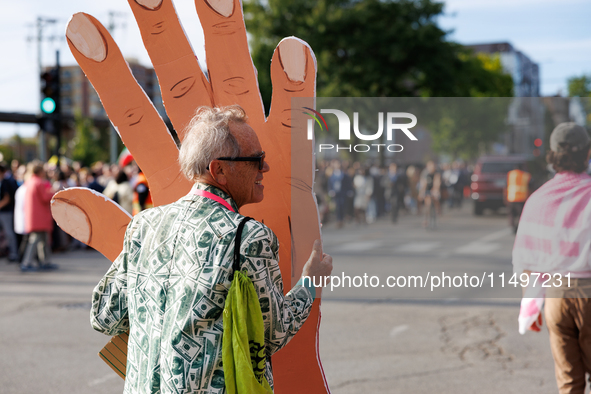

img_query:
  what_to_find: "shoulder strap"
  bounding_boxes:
[233,217,253,272]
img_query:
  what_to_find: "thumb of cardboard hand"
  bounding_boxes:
[302,240,332,281]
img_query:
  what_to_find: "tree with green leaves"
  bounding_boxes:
[568,75,591,98]
[71,116,109,167]
[245,0,513,108]
[244,0,513,160]
[567,74,591,126]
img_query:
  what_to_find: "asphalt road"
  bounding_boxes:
[0,203,563,393]
[319,203,560,393]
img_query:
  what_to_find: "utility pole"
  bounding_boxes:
[54,50,62,159]
[108,11,127,165]
[28,17,60,162]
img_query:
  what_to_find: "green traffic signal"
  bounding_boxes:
[41,97,56,114]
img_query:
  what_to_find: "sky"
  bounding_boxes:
[0,0,590,138]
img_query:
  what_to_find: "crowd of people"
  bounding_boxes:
[0,158,152,271]
[0,155,471,268]
[314,158,472,228]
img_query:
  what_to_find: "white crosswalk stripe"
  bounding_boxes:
[398,242,442,253]
[330,228,512,256]
[455,242,501,255]
[340,240,383,252]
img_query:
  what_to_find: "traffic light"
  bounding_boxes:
[38,67,61,135]
[36,114,56,135]
[40,68,60,115]
[533,138,543,157]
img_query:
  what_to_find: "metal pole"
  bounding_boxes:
[110,126,118,164]
[34,17,58,162]
[108,11,124,165]
[37,17,43,100]
[55,50,61,159]
[37,17,46,162]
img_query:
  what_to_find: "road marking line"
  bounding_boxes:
[340,240,383,252]
[88,373,119,387]
[453,228,510,255]
[477,228,512,243]
[390,324,409,337]
[455,242,501,255]
[398,242,441,253]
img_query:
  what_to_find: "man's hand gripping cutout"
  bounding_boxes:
[52,0,327,392]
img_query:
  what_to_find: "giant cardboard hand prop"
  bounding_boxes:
[50,0,327,392]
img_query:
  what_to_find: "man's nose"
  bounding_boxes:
[261,160,270,173]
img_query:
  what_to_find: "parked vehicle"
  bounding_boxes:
[470,155,529,216]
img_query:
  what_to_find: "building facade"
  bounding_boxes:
[468,42,544,155]
[467,42,540,98]
[57,58,165,119]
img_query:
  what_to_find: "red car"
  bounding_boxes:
[470,155,529,215]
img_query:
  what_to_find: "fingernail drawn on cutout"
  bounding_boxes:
[279,39,306,83]
[170,76,196,98]
[205,0,234,17]
[135,0,163,11]
[67,14,107,62]
[123,107,145,126]
[51,200,91,244]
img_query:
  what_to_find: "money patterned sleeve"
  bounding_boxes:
[238,220,315,357]
[90,218,136,336]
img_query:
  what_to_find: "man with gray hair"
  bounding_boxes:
[90,105,333,393]
[513,122,591,394]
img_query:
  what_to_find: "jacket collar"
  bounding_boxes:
[186,182,239,213]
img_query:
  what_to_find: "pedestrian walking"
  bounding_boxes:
[103,169,134,214]
[513,122,591,394]
[505,163,533,233]
[0,163,19,262]
[419,161,441,228]
[353,168,372,224]
[20,161,56,271]
[389,163,408,223]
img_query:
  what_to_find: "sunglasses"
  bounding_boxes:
[215,151,266,170]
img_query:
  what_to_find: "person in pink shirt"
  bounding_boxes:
[20,161,56,272]
[513,122,591,394]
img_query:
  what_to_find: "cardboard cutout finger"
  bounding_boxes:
[268,40,328,394]
[127,0,213,137]
[51,187,132,378]
[245,38,319,283]
[66,13,192,206]
[242,39,328,394]
[269,39,319,280]
[195,0,265,126]
[51,188,131,261]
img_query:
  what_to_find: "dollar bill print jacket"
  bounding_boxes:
[91,183,315,394]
